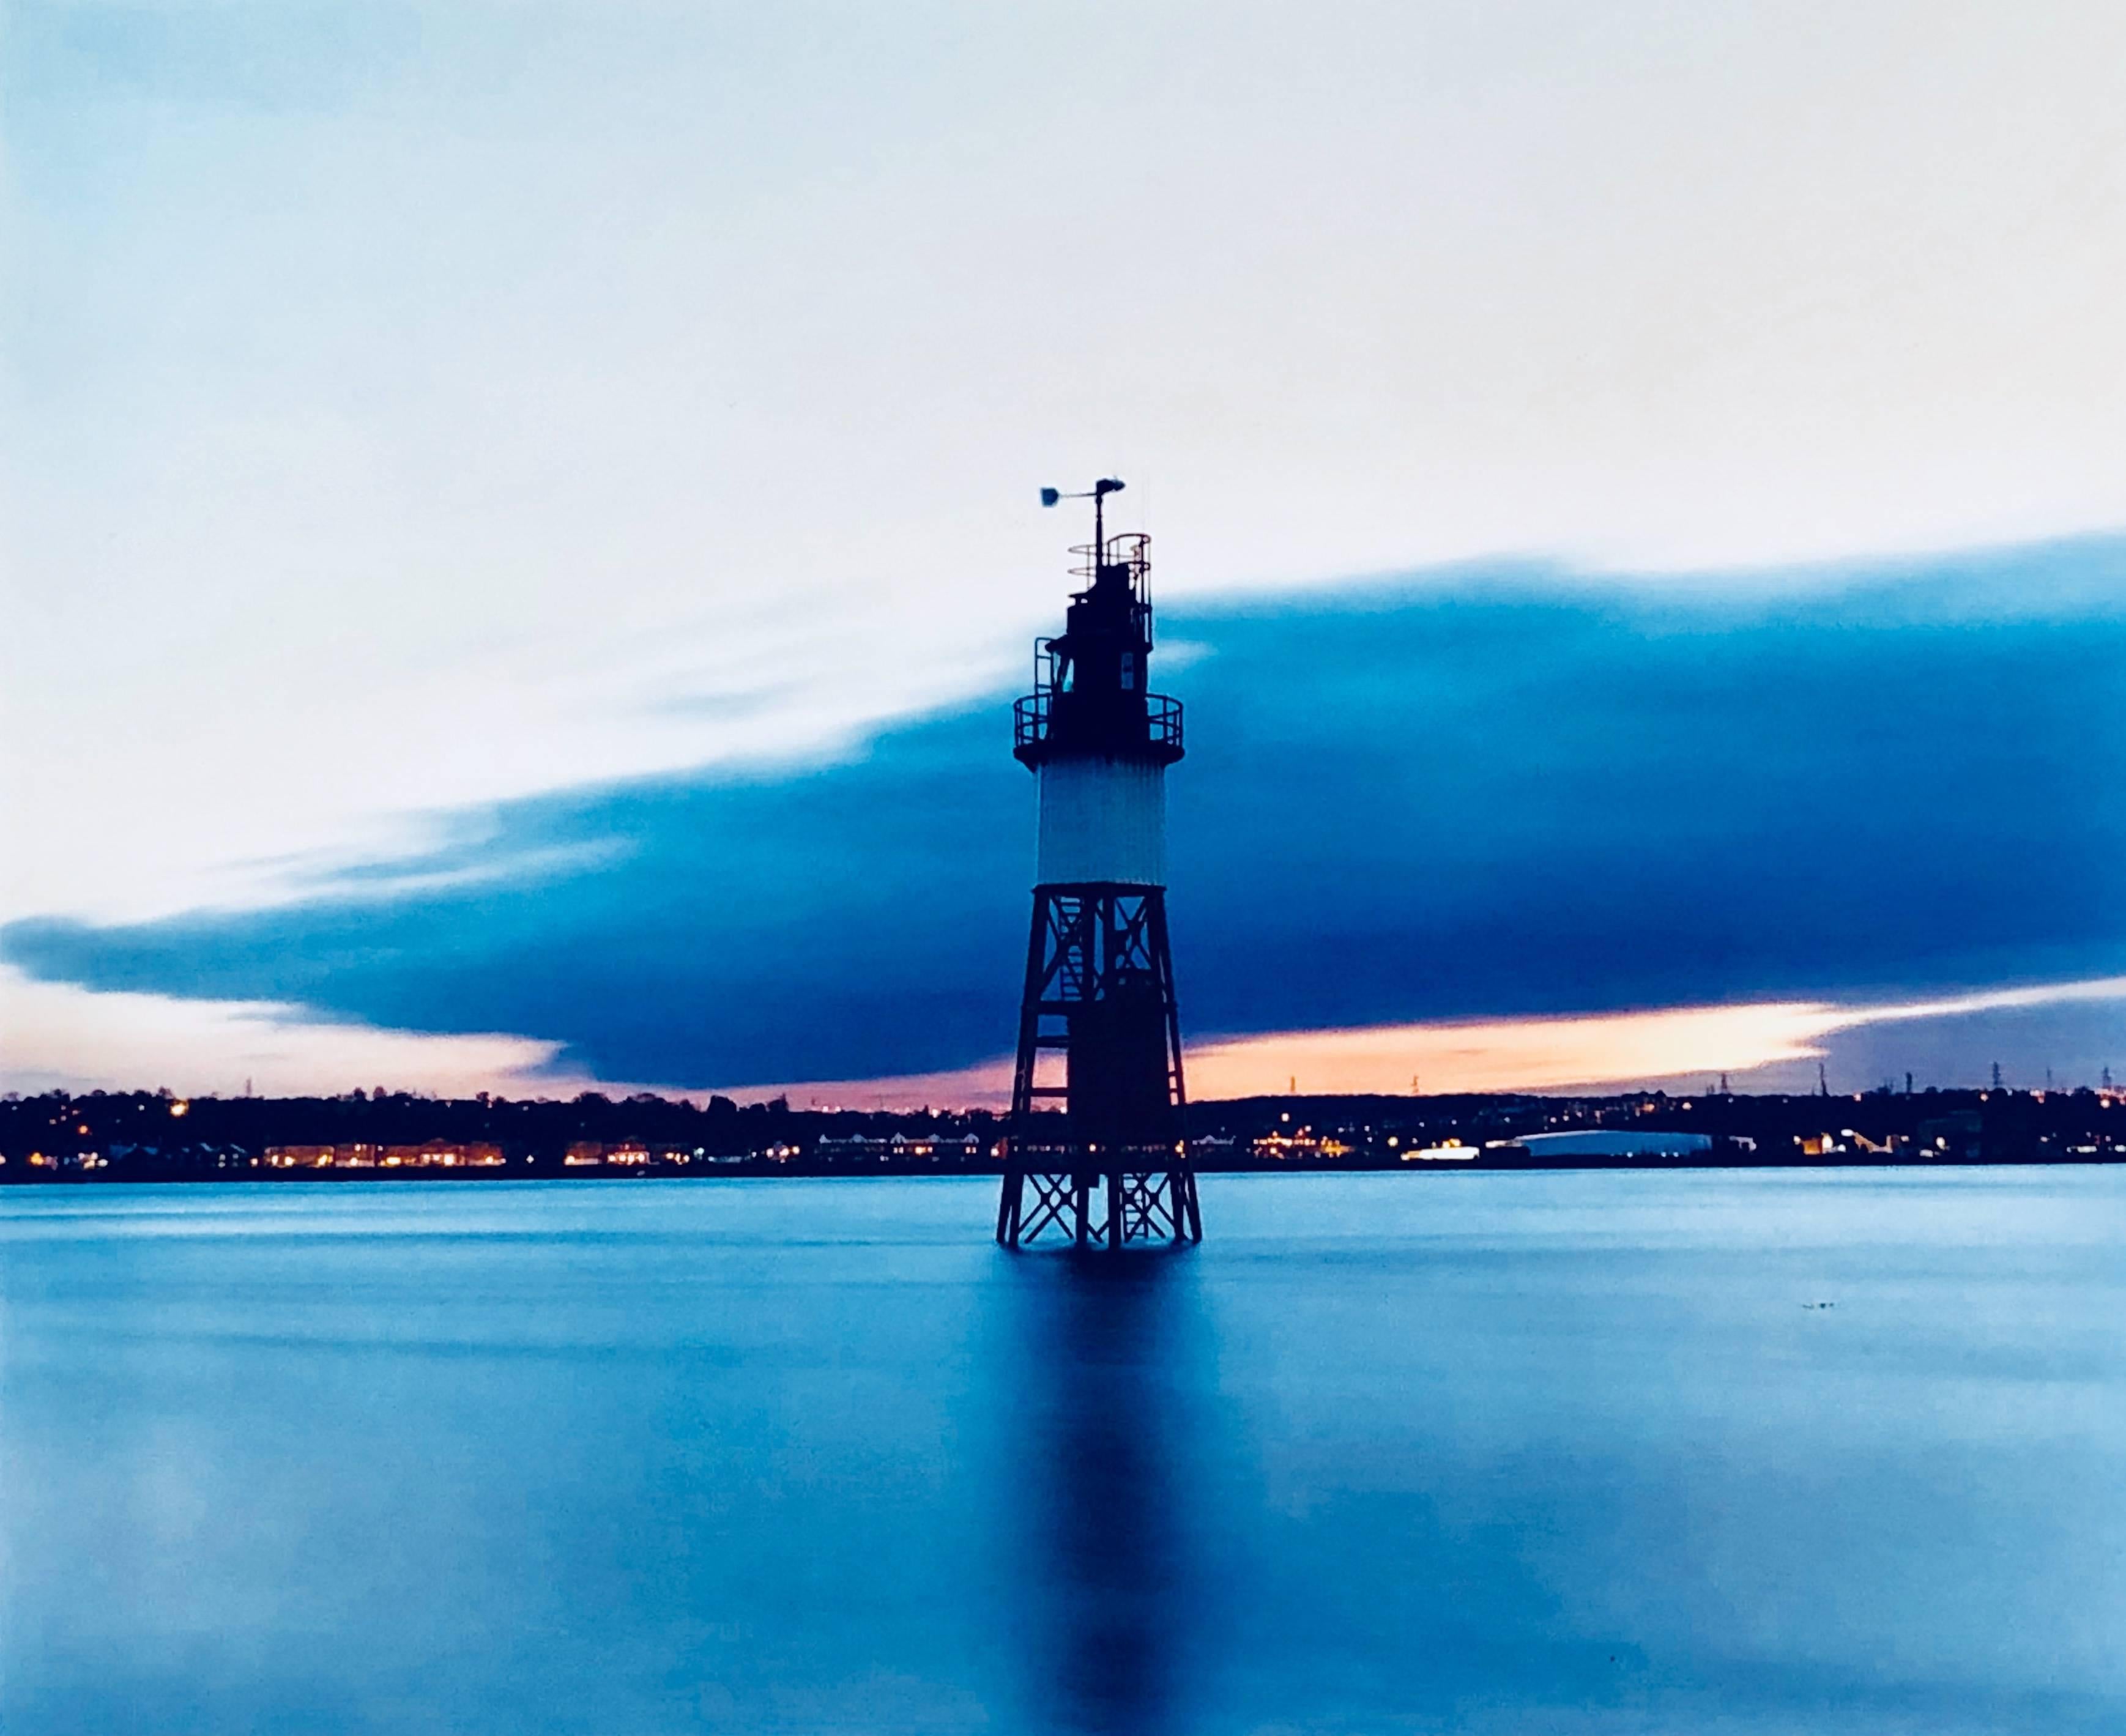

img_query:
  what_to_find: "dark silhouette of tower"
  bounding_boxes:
[997,479,1200,1249]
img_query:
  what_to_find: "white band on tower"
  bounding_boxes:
[1036,756,1167,886]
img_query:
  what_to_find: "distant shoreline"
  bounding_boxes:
[7,1149,2122,1187]
[7,1085,2118,1183]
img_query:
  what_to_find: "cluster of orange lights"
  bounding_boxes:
[563,1143,658,1166]
[1249,1128,1353,1160]
[264,1142,505,1169]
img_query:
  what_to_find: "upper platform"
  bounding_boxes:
[1013,531,1186,770]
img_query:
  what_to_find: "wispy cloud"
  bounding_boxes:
[1183,977,2126,1099]
[0,965,564,1100]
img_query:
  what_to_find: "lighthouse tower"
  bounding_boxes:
[998,479,1202,1248]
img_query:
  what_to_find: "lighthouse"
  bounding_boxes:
[997,479,1202,1248]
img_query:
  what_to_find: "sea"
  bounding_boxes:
[4,1170,2123,1734]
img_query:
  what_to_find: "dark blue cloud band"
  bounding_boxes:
[10,541,2124,1087]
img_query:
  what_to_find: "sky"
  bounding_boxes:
[4,1,2124,1101]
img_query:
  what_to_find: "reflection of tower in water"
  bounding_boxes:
[1000,478,1200,1248]
[994,1257,1204,1735]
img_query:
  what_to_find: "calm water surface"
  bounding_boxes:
[4,1171,2124,1733]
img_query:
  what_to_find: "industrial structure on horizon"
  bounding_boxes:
[996,480,1202,1248]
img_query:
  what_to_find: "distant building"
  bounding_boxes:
[1250,1129,1352,1161]
[265,1141,502,1170]
[1916,1111,1983,1160]
[563,1142,658,1166]
[1516,1130,1714,1159]
[267,1144,360,1168]
[815,1133,986,1164]
[1402,1140,1477,1162]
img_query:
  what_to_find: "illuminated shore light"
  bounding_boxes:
[263,1141,505,1170]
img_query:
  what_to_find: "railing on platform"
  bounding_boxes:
[1014,690,1183,756]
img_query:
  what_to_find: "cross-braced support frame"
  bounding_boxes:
[998,883,1201,1248]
